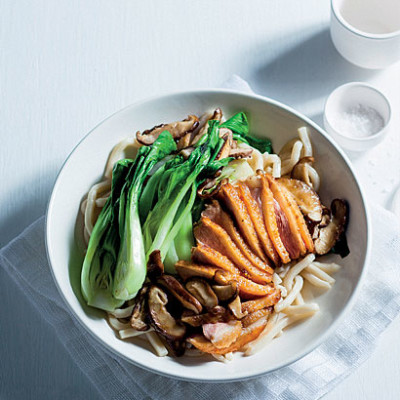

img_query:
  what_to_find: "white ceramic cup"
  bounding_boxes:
[331,0,400,69]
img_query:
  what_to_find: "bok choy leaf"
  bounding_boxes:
[221,112,273,154]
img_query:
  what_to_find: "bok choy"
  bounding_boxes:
[81,131,177,310]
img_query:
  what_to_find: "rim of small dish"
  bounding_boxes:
[45,88,371,382]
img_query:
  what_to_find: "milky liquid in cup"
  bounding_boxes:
[339,0,400,35]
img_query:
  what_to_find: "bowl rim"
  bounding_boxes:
[331,0,400,40]
[323,81,392,143]
[45,88,371,382]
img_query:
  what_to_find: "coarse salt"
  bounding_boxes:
[334,103,384,138]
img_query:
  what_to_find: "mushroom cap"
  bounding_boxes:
[185,278,219,309]
[147,250,164,281]
[148,285,186,340]
[157,275,203,314]
[136,115,199,145]
[181,305,231,327]
[314,199,348,255]
[279,177,322,222]
[211,281,239,302]
[130,286,150,331]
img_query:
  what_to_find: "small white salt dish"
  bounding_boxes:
[324,82,391,152]
[331,0,400,69]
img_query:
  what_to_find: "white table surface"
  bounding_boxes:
[1,1,399,399]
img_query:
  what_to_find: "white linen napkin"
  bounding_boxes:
[1,77,400,400]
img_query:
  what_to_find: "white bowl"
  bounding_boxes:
[331,0,400,69]
[46,90,370,382]
[324,82,391,152]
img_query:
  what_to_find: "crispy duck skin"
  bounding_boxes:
[273,198,301,260]
[249,187,281,266]
[202,201,274,274]
[241,307,273,328]
[214,270,275,298]
[260,175,291,263]
[195,217,272,284]
[218,183,267,262]
[237,182,280,267]
[241,290,281,314]
[191,244,240,275]
[239,183,279,265]
[187,317,268,355]
[264,174,307,256]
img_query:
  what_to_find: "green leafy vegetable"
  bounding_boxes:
[81,131,177,310]
[113,132,177,300]
[221,112,273,154]
[81,159,133,311]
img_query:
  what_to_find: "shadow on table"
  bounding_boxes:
[0,168,56,247]
[248,28,378,109]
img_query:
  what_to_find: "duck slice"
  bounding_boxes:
[274,198,301,260]
[241,307,273,328]
[238,183,281,267]
[214,270,275,299]
[218,183,267,262]
[202,320,242,349]
[202,201,274,274]
[259,175,291,263]
[192,244,240,275]
[264,174,314,254]
[195,217,272,284]
[241,290,281,314]
[188,317,268,355]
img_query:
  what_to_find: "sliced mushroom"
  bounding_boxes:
[215,133,232,160]
[320,206,332,228]
[181,306,231,327]
[177,132,192,150]
[308,206,331,239]
[314,199,349,255]
[179,146,195,159]
[191,108,223,145]
[197,176,228,199]
[185,278,219,309]
[279,177,322,222]
[219,127,233,143]
[228,295,248,319]
[212,281,239,302]
[228,147,253,159]
[291,157,315,187]
[175,260,220,281]
[147,250,164,281]
[130,286,150,331]
[148,285,186,341]
[212,108,223,122]
[136,115,199,145]
[157,275,203,314]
